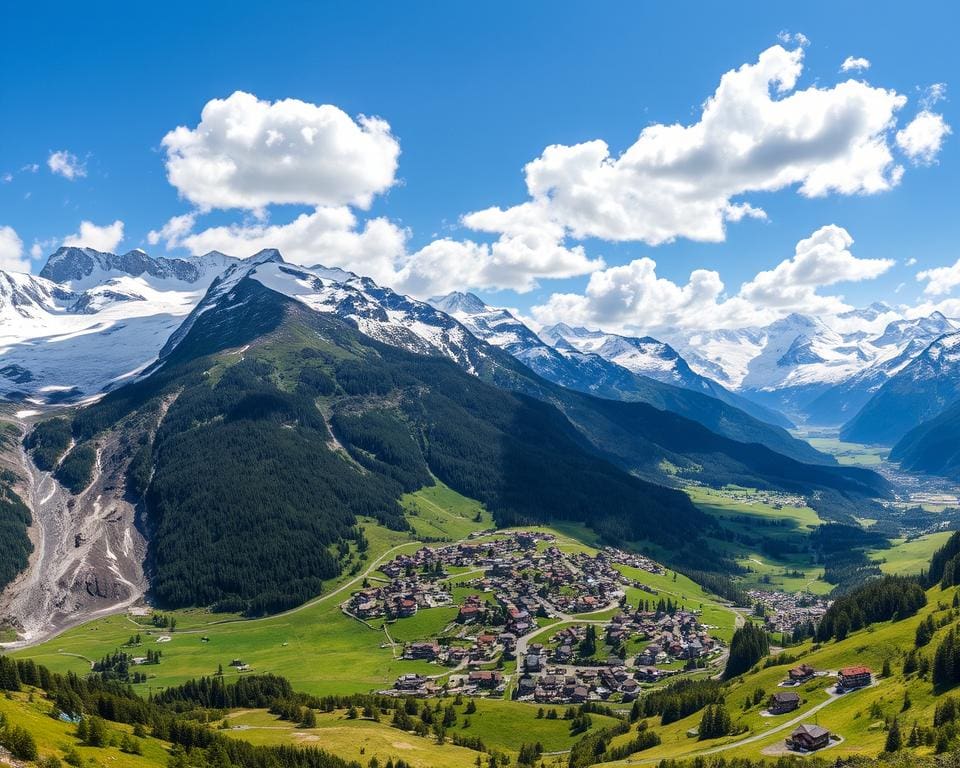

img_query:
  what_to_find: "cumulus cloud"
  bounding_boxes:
[47,150,87,180]
[896,111,951,164]
[0,226,31,272]
[157,207,407,287]
[840,56,871,72]
[918,257,960,296]
[456,44,908,256]
[62,220,125,252]
[530,225,892,334]
[738,225,894,314]
[161,91,400,212]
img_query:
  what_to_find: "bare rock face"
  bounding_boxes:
[0,413,154,648]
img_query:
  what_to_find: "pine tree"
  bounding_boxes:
[885,718,902,752]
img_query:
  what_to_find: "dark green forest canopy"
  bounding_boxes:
[41,278,710,614]
[0,468,31,591]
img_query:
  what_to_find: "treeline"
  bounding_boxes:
[816,576,927,642]
[0,655,385,768]
[568,720,658,766]
[926,530,960,588]
[24,416,72,470]
[724,623,770,679]
[678,569,750,607]
[635,678,725,725]
[0,469,31,591]
[54,441,97,493]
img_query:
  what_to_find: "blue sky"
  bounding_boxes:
[1,1,958,333]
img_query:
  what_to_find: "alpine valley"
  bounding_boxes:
[3,247,960,768]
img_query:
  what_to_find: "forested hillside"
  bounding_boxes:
[891,401,960,481]
[0,468,31,592]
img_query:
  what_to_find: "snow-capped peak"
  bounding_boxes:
[430,291,490,316]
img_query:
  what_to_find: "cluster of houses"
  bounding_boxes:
[601,547,666,575]
[516,664,642,704]
[630,609,718,666]
[748,589,831,634]
[347,575,452,620]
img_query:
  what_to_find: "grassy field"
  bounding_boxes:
[872,531,955,576]
[0,689,171,767]
[402,481,494,541]
[686,485,832,595]
[219,698,620,765]
[607,582,960,764]
[805,436,889,466]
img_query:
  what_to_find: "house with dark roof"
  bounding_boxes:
[768,691,801,714]
[786,724,830,751]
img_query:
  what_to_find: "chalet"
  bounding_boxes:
[468,670,503,689]
[394,674,428,692]
[786,724,830,752]
[768,691,801,714]
[788,663,815,683]
[838,665,872,691]
[404,642,440,661]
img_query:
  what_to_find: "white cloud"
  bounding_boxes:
[47,150,87,180]
[921,83,947,110]
[20,163,39,174]
[0,226,30,272]
[161,91,401,212]
[738,225,894,313]
[896,111,951,164]
[1,173,12,184]
[62,220,125,252]
[147,212,197,248]
[459,45,907,255]
[918,257,960,296]
[531,225,893,334]
[906,257,918,266]
[161,207,407,287]
[777,31,810,47]
[840,56,871,73]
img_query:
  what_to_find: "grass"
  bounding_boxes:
[402,480,494,541]
[219,698,621,764]
[0,689,170,767]
[872,531,955,576]
[806,437,889,467]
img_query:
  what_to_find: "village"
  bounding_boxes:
[747,588,832,635]
[344,531,728,703]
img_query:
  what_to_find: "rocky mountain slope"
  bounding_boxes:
[843,330,960,445]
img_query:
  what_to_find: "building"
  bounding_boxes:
[788,663,815,683]
[468,670,503,689]
[838,665,872,691]
[786,724,830,751]
[404,642,440,661]
[768,691,801,714]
